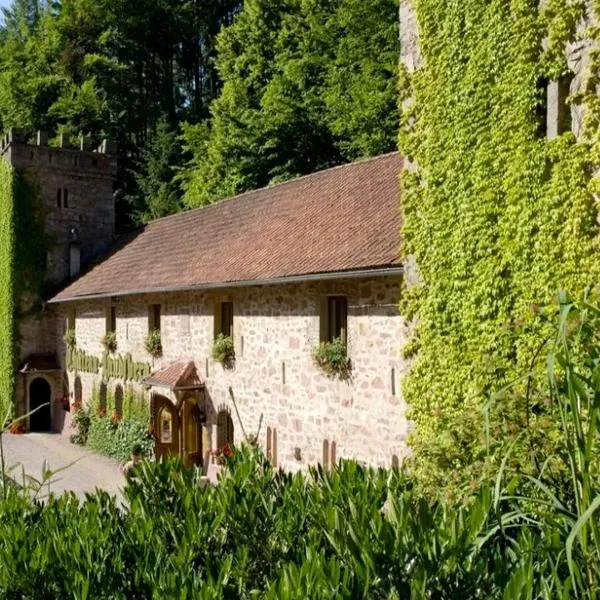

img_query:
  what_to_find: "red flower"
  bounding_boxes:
[222,444,233,458]
[111,410,122,423]
[9,421,25,434]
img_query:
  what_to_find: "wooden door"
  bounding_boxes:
[153,395,179,460]
[181,400,203,468]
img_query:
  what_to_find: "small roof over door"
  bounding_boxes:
[142,360,203,391]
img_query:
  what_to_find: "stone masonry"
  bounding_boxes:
[55,275,412,470]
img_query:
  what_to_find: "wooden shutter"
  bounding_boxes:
[213,302,222,339]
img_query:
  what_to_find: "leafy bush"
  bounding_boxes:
[144,329,162,358]
[87,414,153,462]
[0,294,596,597]
[313,337,351,379]
[62,328,76,349]
[69,406,91,446]
[101,330,117,353]
[212,333,234,366]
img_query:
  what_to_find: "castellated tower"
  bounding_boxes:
[0,128,117,427]
[0,128,117,289]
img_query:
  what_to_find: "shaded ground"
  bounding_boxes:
[1,433,124,500]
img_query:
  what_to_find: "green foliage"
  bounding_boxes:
[211,333,234,365]
[69,405,91,446]
[62,328,76,349]
[313,337,351,380]
[84,384,153,462]
[0,161,15,422]
[179,0,399,207]
[0,160,45,422]
[129,117,183,224]
[1,292,599,598]
[101,330,117,353]
[400,0,600,497]
[144,329,162,358]
[0,0,241,228]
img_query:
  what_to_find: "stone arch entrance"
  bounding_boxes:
[29,377,52,432]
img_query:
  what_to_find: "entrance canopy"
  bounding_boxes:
[142,360,204,392]
[19,354,61,374]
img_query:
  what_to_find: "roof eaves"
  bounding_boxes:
[48,264,403,304]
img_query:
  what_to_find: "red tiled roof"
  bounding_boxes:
[50,152,402,302]
[143,360,203,390]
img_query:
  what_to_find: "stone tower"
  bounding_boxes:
[0,128,117,289]
[0,129,117,429]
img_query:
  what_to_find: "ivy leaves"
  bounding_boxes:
[400,0,600,497]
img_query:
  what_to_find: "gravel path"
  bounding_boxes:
[1,433,124,501]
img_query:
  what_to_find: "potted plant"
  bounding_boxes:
[313,337,351,380]
[63,328,76,349]
[212,333,234,366]
[145,329,162,358]
[102,331,117,353]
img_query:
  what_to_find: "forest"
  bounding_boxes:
[0,0,399,228]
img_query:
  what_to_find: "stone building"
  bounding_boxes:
[3,131,409,471]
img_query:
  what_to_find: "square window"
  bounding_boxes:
[148,304,161,332]
[320,296,347,344]
[214,301,233,339]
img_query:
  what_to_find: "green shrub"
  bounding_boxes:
[313,337,351,379]
[144,329,162,358]
[212,333,234,366]
[62,328,76,349]
[101,330,117,353]
[69,406,91,446]
[87,414,153,462]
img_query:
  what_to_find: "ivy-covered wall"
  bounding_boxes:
[400,0,600,497]
[0,160,16,423]
[0,158,46,423]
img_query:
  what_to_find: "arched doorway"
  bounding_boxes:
[153,394,179,460]
[182,401,203,468]
[29,378,52,432]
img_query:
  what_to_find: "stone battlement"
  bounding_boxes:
[0,128,116,156]
[1,129,117,176]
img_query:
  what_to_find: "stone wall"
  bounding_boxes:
[57,275,412,470]
[1,131,116,290]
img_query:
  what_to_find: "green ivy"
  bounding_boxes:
[399,0,600,497]
[0,161,15,423]
[0,161,45,423]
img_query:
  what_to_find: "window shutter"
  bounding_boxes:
[214,302,222,339]
[319,297,329,343]
[322,439,329,469]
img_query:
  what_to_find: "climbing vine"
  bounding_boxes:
[0,161,15,424]
[400,0,600,497]
[0,160,46,424]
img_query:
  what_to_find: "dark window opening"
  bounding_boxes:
[148,304,161,332]
[106,305,116,334]
[56,188,62,208]
[217,410,234,448]
[536,76,550,138]
[320,296,348,344]
[214,301,233,339]
[63,188,69,208]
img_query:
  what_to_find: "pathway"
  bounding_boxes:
[1,433,125,500]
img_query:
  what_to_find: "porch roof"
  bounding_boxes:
[19,354,61,373]
[142,360,204,391]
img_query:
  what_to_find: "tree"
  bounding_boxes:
[179,0,399,208]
